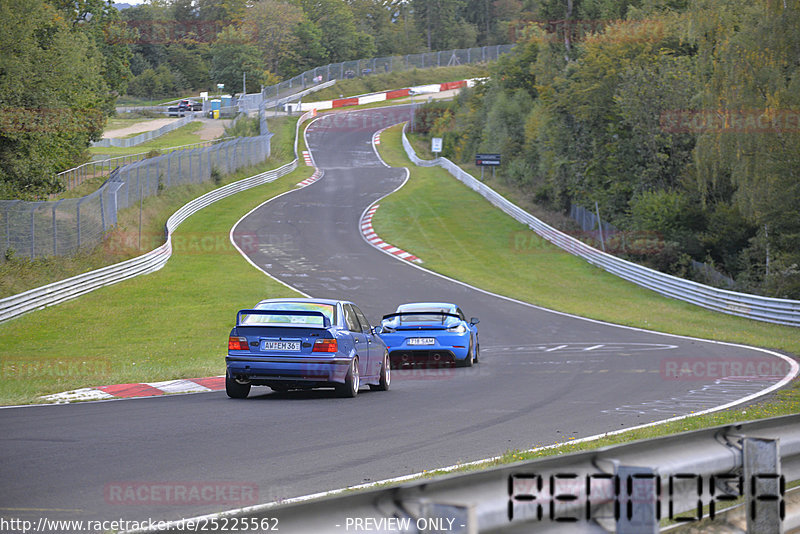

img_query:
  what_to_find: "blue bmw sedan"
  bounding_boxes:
[226,298,390,398]
[378,302,480,368]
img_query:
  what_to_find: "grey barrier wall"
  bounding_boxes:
[238,45,515,112]
[1,133,271,261]
[0,109,314,324]
[91,114,199,148]
[401,125,800,327]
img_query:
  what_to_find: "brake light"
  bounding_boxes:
[228,336,249,351]
[312,338,338,352]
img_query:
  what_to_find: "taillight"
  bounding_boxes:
[312,338,338,353]
[228,336,249,351]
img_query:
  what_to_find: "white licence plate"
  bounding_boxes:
[407,337,435,346]
[261,340,301,351]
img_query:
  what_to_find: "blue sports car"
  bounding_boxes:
[378,302,480,368]
[225,298,390,398]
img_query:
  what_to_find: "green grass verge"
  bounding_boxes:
[1,116,299,299]
[89,121,207,158]
[104,116,157,131]
[372,124,799,455]
[0,166,308,405]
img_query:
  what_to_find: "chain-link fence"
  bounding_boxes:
[239,44,515,113]
[91,114,199,148]
[2,133,271,260]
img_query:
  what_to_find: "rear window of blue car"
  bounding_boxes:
[385,306,458,326]
[242,302,336,326]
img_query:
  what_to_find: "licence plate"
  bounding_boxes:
[261,340,301,351]
[407,337,435,346]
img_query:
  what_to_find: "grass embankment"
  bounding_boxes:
[89,120,208,158]
[0,117,311,406]
[373,124,799,461]
[311,65,488,101]
[104,116,157,131]
[0,116,299,299]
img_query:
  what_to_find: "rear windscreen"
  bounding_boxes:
[384,307,457,326]
[242,302,336,326]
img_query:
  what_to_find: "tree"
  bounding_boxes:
[52,0,134,107]
[292,0,375,62]
[411,0,472,50]
[210,25,276,95]
[242,0,305,78]
[0,0,108,198]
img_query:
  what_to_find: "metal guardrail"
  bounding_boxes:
[401,126,800,327]
[0,110,315,324]
[138,414,800,533]
[239,45,515,113]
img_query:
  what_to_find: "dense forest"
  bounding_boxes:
[414,0,800,299]
[2,0,798,299]
[0,0,533,199]
[116,0,532,98]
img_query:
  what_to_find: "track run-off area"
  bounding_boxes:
[1,105,796,531]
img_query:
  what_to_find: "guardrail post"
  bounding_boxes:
[30,202,37,259]
[100,190,106,232]
[744,437,783,534]
[76,197,83,250]
[616,466,659,534]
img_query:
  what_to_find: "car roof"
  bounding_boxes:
[255,297,348,307]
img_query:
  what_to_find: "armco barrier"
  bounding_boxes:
[134,414,800,533]
[401,125,800,327]
[0,110,315,324]
[241,44,515,113]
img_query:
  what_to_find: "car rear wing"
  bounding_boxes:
[381,311,461,322]
[236,309,331,328]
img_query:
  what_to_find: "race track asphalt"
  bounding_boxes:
[0,105,789,531]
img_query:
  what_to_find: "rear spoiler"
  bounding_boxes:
[236,309,331,328]
[381,311,461,322]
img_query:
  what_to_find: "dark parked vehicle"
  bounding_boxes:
[168,99,202,116]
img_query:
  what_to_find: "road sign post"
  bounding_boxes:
[431,137,442,155]
[475,153,501,181]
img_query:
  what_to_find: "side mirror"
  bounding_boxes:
[470,317,480,325]
[372,326,382,335]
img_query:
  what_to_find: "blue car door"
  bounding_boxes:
[343,304,369,376]
[352,304,379,377]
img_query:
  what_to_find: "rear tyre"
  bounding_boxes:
[226,374,250,399]
[474,343,480,363]
[336,357,360,398]
[462,340,474,367]
[370,352,391,391]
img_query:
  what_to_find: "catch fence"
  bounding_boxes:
[238,45,515,113]
[1,134,271,261]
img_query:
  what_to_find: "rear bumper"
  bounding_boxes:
[389,349,461,367]
[226,355,351,385]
